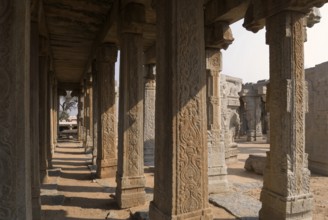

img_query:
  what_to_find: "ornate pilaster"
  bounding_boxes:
[149,0,212,219]
[242,1,328,217]
[96,44,118,178]
[116,2,146,209]
[30,19,41,220]
[0,0,33,218]
[143,64,156,167]
[206,49,229,194]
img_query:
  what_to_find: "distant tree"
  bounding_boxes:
[59,91,78,121]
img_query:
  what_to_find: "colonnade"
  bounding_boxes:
[1,0,327,220]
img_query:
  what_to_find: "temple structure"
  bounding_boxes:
[1,0,327,219]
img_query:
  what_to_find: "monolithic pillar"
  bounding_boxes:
[92,60,98,165]
[84,75,93,152]
[78,86,84,141]
[39,36,50,182]
[116,2,146,209]
[30,19,41,220]
[96,44,118,178]
[149,0,212,219]
[206,49,229,194]
[0,0,32,218]
[143,64,156,167]
[53,80,58,148]
[260,11,312,220]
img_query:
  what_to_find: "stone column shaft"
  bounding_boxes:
[96,44,118,178]
[0,0,33,218]
[149,0,212,219]
[260,11,312,220]
[92,61,98,166]
[206,49,229,194]
[116,32,146,208]
[84,76,93,152]
[143,64,156,167]
[39,37,50,182]
[30,20,41,220]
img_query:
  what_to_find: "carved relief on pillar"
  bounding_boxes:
[96,44,118,178]
[143,64,156,166]
[220,74,242,163]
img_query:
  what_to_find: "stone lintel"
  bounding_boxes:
[260,189,313,219]
[243,0,328,33]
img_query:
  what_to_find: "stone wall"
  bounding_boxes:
[305,61,328,176]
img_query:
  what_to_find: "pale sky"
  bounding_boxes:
[223,4,328,83]
[115,4,328,84]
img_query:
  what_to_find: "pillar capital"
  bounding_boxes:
[205,22,234,50]
[97,43,117,63]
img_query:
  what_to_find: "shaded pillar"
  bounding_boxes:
[39,36,50,182]
[92,60,98,166]
[149,0,212,219]
[30,19,41,220]
[78,86,84,141]
[143,64,156,167]
[259,11,312,220]
[84,75,94,153]
[115,3,146,208]
[0,0,33,218]
[206,49,229,194]
[96,44,118,178]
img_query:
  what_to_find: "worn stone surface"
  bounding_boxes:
[149,0,212,219]
[305,61,328,176]
[244,155,266,175]
[96,44,118,179]
[143,65,156,167]
[220,74,242,163]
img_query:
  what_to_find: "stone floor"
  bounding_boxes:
[41,140,328,220]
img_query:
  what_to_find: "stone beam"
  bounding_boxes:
[205,0,249,25]
[244,0,328,33]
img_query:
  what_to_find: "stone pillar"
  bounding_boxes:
[260,11,312,220]
[53,80,58,147]
[30,19,41,220]
[149,0,212,219]
[0,0,33,218]
[84,75,93,153]
[39,36,51,182]
[143,64,156,167]
[96,44,118,178]
[206,49,229,194]
[115,2,146,209]
[92,60,98,166]
[78,86,84,141]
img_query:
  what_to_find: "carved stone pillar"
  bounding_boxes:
[30,19,41,220]
[116,28,146,208]
[143,64,156,167]
[260,11,312,220]
[206,49,229,194]
[78,86,84,141]
[53,80,58,148]
[39,36,51,182]
[149,0,212,219]
[83,76,93,152]
[241,95,262,141]
[96,44,118,178]
[92,60,98,166]
[0,0,32,218]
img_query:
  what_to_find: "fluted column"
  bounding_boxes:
[96,44,118,178]
[143,64,156,167]
[149,0,212,219]
[0,0,33,218]
[30,19,41,220]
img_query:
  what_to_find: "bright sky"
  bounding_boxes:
[115,4,328,84]
[223,4,328,83]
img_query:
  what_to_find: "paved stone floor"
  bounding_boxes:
[41,140,328,220]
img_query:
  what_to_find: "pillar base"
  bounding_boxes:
[115,175,146,209]
[208,166,229,194]
[259,189,313,220]
[96,158,117,178]
[149,202,213,220]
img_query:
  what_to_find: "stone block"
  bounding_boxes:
[244,154,266,175]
